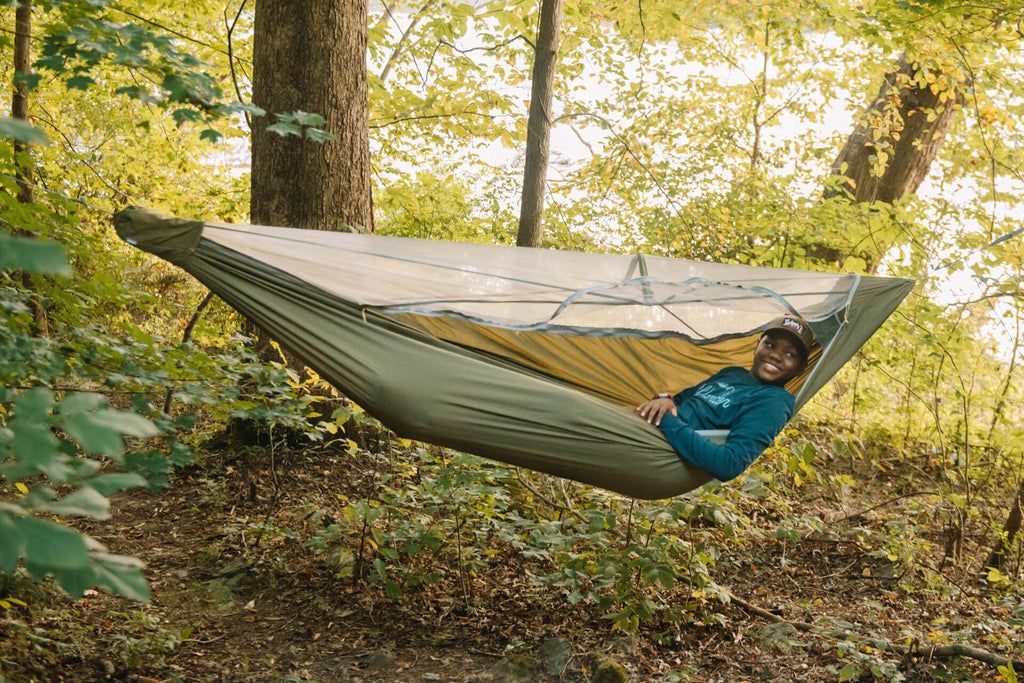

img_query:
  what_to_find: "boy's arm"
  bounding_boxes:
[658,392,794,481]
[672,384,699,405]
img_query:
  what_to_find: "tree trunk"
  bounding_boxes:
[825,53,959,205]
[12,0,49,337]
[985,480,1023,571]
[228,0,373,446]
[250,0,373,233]
[12,0,33,205]
[813,54,961,268]
[516,0,564,248]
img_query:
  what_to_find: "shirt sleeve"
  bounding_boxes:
[658,391,794,482]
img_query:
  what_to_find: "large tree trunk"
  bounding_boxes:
[250,0,373,233]
[516,0,564,248]
[811,54,960,268]
[825,53,959,205]
[228,0,373,446]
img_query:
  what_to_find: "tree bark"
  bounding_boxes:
[985,480,1023,571]
[825,53,959,205]
[250,0,373,233]
[12,0,34,205]
[232,0,373,439]
[811,54,960,268]
[516,0,564,248]
[12,0,49,337]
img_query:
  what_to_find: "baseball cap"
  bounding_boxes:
[763,314,817,361]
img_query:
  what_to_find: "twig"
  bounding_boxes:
[251,427,282,551]
[163,290,215,414]
[513,468,570,512]
[111,5,232,57]
[829,491,940,525]
[912,557,977,598]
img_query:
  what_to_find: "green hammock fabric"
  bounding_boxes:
[114,207,914,499]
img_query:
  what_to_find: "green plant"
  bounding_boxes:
[0,234,159,600]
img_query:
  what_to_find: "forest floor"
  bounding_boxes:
[1,435,1022,682]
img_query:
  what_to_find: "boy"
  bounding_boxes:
[634,315,816,482]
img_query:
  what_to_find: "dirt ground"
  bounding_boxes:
[0,445,1019,682]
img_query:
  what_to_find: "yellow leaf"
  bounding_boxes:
[399,438,413,448]
[15,482,28,494]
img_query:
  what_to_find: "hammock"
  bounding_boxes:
[114,208,914,499]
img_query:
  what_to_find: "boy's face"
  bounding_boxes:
[751,331,806,386]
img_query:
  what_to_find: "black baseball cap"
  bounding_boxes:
[763,314,817,361]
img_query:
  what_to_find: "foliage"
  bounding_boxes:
[0,233,158,601]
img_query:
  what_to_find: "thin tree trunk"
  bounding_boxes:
[516,0,564,248]
[12,0,49,337]
[250,0,373,233]
[12,0,33,205]
[986,480,1023,571]
[379,1,433,83]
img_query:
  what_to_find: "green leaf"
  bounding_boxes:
[266,122,302,138]
[232,102,266,117]
[10,420,59,471]
[66,75,96,91]
[199,128,223,143]
[0,237,69,274]
[85,472,148,495]
[61,397,158,457]
[61,410,126,456]
[838,663,860,682]
[17,517,90,572]
[60,391,105,414]
[12,71,42,91]
[290,110,327,127]
[114,85,160,104]
[48,564,97,599]
[105,409,160,439]
[0,511,25,573]
[172,108,203,125]
[13,386,54,421]
[45,488,110,519]
[305,127,334,143]
[0,117,49,145]
[167,440,194,467]
[91,552,149,602]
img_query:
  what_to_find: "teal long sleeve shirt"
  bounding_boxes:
[658,366,795,482]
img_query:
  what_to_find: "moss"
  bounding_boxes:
[592,655,629,683]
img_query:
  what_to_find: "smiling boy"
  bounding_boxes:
[634,314,816,482]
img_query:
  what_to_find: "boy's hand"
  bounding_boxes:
[634,398,677,426]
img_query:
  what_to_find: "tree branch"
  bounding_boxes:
[224,0,250,129]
